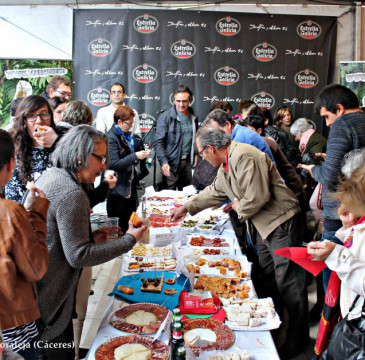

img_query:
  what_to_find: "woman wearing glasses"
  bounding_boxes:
[5,95,59,203]
[29,125,146,359]
[107,105,149,233]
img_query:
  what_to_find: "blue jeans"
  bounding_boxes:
[321,227,342,292]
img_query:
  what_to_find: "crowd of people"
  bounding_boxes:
[1,76,365,360]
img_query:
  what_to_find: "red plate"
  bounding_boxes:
[95,335,169,360]
[109,303,169,334]
[182,318,235,355]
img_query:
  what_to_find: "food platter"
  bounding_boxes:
[109,303,169,334]
[194,275,254,299]
[125,256,177,272]
[94,335,169,360]
[221,298,281,331]
[110,271,190,311]
[185,256,250,278]
[189,235,232,248]
[182,318,235,355]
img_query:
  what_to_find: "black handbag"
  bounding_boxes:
[323,294,365,360]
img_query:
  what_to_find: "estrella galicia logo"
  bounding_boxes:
[297,20,321,40]
[132,64,158,83]
[295,69,319,88]
[251,91,275,109]
[216,16,241,36]
[139,113,156,132]
[87,87,110,107]
[133,14,159,34]
[252,42,277,62]
[214,66,240,86]
[169,92,195,106]
[88,38,112,57]
[171,40,196,59]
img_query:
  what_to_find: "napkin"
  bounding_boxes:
[275,247,326,276]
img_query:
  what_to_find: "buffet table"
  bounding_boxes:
[86,190,280,360]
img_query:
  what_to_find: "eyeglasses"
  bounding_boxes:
[26,111,51,123]
[56,89,72,98]
[122,121,133,127]
[91,153,107,164]
[198,146,207,157]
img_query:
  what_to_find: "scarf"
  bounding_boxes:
[115,125,134,152]
[299,129,315,155]
[313,216,365,358]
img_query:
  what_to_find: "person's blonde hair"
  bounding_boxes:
[333,165,365,216]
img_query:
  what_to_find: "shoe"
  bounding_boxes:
[278,337,310,360]
[78,348,89,359]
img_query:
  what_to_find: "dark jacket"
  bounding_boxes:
[266,125,300,167]
[107,125,148,198]
[313,111,365,220]
[264,137,303,199]
[154,106,198,173]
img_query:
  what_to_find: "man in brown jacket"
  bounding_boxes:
[171,126,309,359]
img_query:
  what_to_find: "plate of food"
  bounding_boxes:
[182,318,235,356]
[222,297,281,331]
[190,248,230,257]
[194,275,253,299]
[108,303,169,334]
[185,256,250,278]
[188,235,232,248]
[94,335,169,360]
[131,243,172,257]
[110,271,190,310]
[125,256,177,272]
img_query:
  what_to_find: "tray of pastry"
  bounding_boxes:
[194,275,254,300]
[184,256,250,278]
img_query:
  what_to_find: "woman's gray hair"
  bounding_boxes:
[52,125,107,172]
[196,126,231,150]
[62,101,93,126]
[290,118,311,136]
[341,148,365,178]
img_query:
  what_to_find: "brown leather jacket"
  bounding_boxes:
[0,195,49,330]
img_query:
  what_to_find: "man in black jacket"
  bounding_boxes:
[154,85,198,190]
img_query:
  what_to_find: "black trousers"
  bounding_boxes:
[36,319,75,360]
[165,159,192,190]
[251,214,309,346]
[107,184,137,234]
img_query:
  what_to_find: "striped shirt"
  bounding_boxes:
[2,321,38,352]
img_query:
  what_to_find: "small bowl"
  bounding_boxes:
[196,224,214,234]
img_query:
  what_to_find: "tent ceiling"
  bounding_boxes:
[0,0,358,6]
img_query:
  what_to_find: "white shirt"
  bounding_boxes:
[94,103,141,136]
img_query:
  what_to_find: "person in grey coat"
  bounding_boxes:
[32,126,145,359]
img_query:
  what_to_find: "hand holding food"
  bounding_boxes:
[126,220,147,243]
[33,126,58,148]
[130,212,143,227]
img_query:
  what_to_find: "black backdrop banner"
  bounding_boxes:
[73,9,337,141]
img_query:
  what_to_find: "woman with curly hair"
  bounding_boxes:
[4,95,58,203]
